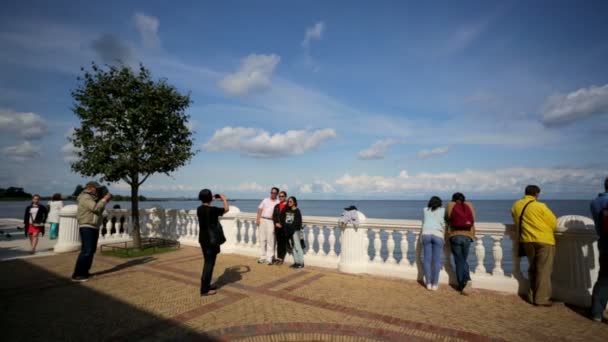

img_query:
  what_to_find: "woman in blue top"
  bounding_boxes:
[421,196,446,291]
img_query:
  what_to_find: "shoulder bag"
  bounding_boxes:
[518,200,535,257]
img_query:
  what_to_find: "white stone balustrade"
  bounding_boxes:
[53,206,603,308]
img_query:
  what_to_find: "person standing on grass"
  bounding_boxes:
[72,181,111,282]
[197,189,229,296]
[47,193,63,240]
[281,196,304,268]
[23,194,48,254]
[446,192,476,295]
[511,185,557,307]
[256,187,280,265]
[421,196,445,291]
[272,191,288,265]
[590,177,608,322]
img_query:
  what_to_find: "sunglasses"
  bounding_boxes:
[279,195,286,198]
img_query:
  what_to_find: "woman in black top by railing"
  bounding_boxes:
[196,189,229,296]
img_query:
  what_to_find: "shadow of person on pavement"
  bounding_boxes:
[215,265,251,288]
[92,257,156,276]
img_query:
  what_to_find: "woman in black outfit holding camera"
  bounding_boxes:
[197,189,229,296]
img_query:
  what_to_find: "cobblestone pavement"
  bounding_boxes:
[1,247,607,341]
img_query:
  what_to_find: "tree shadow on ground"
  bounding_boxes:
[0,259,221,341]
[91,256,156,277]
[215,265,251,288]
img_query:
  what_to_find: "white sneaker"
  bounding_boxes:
[426,284,432,290]
[431,285,438,291]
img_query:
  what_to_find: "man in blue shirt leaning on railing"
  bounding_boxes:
[590,176,608,322]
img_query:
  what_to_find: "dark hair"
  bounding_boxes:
[198,189,213,203]
[451,192,465,202]
[271,187,280,194]
[287,196,298,207]
[52,193,62,201]
[427,196,442,211]
[279,191,287,197]
[524,185,541,196]
[604,177,608,192]
[32,194,40,199]
[113,204,121,209]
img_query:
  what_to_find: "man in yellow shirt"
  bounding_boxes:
[511,185,557,306]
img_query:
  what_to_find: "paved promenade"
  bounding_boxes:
[1,246,607,341]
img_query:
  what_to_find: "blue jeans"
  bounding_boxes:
[73,227,100,278]
[450,235,473,290]
[422,235,444,286]
[292,231,304,265]
[591,249,608,319]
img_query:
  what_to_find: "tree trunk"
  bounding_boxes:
[131,175,142,249]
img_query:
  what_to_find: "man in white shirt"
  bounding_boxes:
[257,187,280,264]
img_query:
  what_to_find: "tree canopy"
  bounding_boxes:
[69,62,195,247]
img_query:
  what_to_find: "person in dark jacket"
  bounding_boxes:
[280,196,304,268]
[23,194,48,254]
[196,189,229,296]
[272,191,288,265]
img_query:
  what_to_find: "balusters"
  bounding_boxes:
[247,221,255,248]
[492,235,504,276]
[400,230,409,266]
[254,222,260,248]
[328,226,337,257]
[373,229,382,263]
[364,228,371,261]
[317,226,326,256]
[306,226,315,256]
[475,236,487,274]
[386,230,397,264]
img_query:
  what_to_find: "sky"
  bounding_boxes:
[1,0,607,200]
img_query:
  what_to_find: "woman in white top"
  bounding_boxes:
[47,193,63,239]
[421,196,446,291]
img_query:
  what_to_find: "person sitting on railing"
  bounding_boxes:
[281,196,304,269]
[589,176,608,322]
[272,191,289,265]
[446,192,476,295]
[511,185,557,307]
[421,196,446,291]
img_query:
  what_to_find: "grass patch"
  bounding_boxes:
[101,245,179,258]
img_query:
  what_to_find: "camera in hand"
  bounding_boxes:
[97,186,109,201]
[214,194,221,199]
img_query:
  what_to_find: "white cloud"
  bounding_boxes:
[299,181,335,194]
[335,167,604,194]
[218,54,280,96]
[134,12,160,48]
[2,141,41,161]
[233,182,266,193]
[299,184,313,194]
[541,84,608,126]
[418,146,450,159]
[302,21,325,48]
[61,142,81,163]
[0,110,47,139]
[358,139,398,160]
[203,126,336,158]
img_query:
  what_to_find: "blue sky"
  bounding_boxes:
[1,0,607,200]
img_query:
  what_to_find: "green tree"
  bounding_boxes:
[69,63,195,248]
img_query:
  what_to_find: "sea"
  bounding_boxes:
[1,199,593,275]
[0,199,593,222]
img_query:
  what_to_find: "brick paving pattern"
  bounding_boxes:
[1,246,607,341]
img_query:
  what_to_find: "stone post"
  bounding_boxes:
[552,215,599,307]
[53,204,81,253]
[220,205,241,253]
[338,211,368,274]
